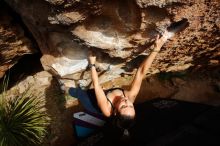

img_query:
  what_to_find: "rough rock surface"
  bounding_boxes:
[1,1,220,145]
[4,0,220,88]
[0,2,37,78]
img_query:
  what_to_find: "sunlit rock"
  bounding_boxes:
[3,0,220,87]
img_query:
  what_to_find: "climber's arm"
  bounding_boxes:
[126,50,159,103]
[89,54,111,117]
[127,35,166,103]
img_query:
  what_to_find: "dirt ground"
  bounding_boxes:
[46,65,220,146]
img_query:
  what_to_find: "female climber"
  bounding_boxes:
[88,30,173,137]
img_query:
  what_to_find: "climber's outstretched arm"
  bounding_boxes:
[89,53,111,117]
[127,34,168,103]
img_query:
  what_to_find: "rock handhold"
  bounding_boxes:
[160,18,189,40]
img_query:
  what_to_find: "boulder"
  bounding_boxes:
[4,0,220,88]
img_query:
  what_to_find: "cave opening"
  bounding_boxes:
[0,0,43,89]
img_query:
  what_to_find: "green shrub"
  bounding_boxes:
[0,77,50,146]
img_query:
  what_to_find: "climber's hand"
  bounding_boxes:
[154,31,169,51]
[153,35,161,51]
[88,50,96,64]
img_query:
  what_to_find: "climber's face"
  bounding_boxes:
[116,97,135,117]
